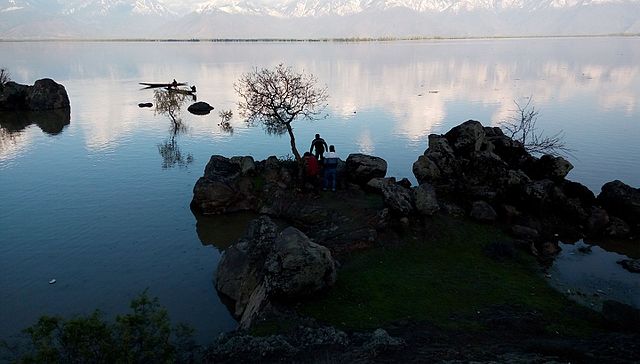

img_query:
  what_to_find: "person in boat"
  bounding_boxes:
[171,79,178,89]
[190,85,196,92]
[310,133,328,161]
[323,145,339,192]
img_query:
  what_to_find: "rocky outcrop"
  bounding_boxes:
[191,155,271,214]
[216,216,337,329]
[413,183,439,216]
[0,79,70,111]
[411,119,638,245]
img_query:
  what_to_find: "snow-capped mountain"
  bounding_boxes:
[191,0,640,17]
[62,0,174,17]
[1,0,639,39]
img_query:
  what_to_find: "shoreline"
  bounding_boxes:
[1,33,639,43]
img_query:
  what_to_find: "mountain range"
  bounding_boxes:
[1,0,639,39]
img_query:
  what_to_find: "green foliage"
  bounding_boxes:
[301,218,597,335]
[9,291,199,363]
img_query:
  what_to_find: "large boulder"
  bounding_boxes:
[381,183,413,216]
[526,154,574,181]
[0,82,30,110]
[191,155,281,214]
[0,79,69,111]
[412,155,440,184]
[470,200,497,222]
[27,78,70,110]
[215,216,278,317]
[444,120,487,155]
[598,180,640,231]
[263,227,337,298]
[345,154,387,185]
[413,183,439,215]
[216,216,337,328]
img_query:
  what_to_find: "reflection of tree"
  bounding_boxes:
[218,109,234,135]
[153,90,193,169]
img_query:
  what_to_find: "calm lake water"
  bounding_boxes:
[1,37,639,343]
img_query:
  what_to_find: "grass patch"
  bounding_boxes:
[300,217,598,336]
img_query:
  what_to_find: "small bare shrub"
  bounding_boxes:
[500,98,570,157]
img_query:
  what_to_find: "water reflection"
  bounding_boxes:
[0,109,71,135]
[153,89,193,168]
[193,211,257,251]
[548,240,640,310]
[0,109,70,161]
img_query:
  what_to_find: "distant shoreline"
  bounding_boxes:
[1,33,638,43]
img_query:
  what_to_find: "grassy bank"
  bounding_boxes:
[299,217,599,336]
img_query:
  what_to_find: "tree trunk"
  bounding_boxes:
[285,122,301,161]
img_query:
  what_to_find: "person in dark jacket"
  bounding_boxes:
[310,133,328,161]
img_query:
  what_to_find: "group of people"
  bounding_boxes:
[303,134,339,192]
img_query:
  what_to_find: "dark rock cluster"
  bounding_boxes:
[411,120,639,246]
[0,78,70,111]
[192,120,640,337]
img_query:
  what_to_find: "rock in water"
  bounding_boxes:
[188,101,214,115]
[0,79,69,111]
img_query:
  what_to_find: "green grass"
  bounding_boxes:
[300,217,598,335]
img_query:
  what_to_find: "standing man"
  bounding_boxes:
[310,133,328,161]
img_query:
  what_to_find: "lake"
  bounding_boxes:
[1,37,639,343]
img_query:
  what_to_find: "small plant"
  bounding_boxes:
[500,98,570,157]
[3,291,200,363]
[218,109,234,134]
[0,68,10,89]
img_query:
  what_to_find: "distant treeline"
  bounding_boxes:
[1,33,639,43]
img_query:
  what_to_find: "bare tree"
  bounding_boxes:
[235,64,328,161]
[500,98,570,157]
[154,90,187,128]
[0,68,10,88]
